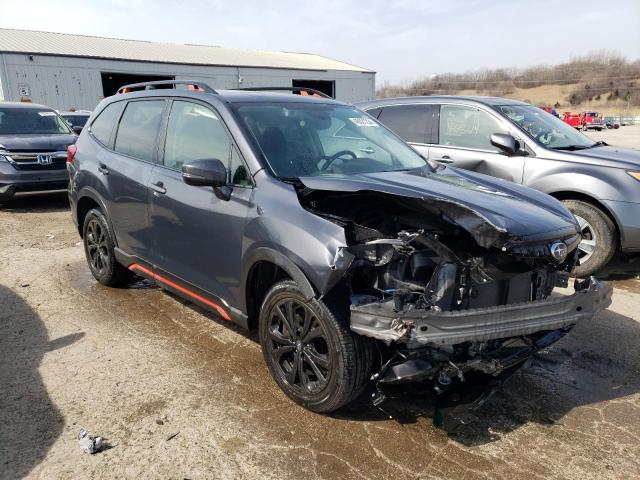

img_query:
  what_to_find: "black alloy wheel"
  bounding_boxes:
[267,297,330,394]
[259,280,374,413]
[85,217,110,277]
[82,208,132,286]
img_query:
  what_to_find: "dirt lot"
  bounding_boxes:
[1,127,640,479]
[584,123,640,149]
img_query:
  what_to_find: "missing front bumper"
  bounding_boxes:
[350,277,612,346]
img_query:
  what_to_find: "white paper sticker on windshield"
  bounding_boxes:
[349,117,378,127]
[38,111,56,116]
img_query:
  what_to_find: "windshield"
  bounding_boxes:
[0,108,72,135]
[500,105,594,150]
[233,103,428,178]
[62,114,89,128]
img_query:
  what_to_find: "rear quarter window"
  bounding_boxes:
[90,102,125,147]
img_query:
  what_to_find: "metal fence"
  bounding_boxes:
[603,114,640,125]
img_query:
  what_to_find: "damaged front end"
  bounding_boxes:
[296,172,613,429]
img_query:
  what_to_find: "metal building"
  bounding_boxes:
[0,28,375,110]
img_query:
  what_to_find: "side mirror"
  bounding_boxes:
[182,159,227,187]
[72,125,83,134]
[490,133,519,155]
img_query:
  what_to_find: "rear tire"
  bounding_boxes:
[259,280,374,413]
[82,208,133,286]
[562,200,617,277]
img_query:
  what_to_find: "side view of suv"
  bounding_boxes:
[357,96,640,276]
[68,81,611,426]
[0,102,77,202]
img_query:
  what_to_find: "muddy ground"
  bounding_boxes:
[1,126,639,479]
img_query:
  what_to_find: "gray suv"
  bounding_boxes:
[68,81,611,427]
[0,102,77,202]
[357,96,640,276]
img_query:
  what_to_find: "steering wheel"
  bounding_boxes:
[320,150,358,171]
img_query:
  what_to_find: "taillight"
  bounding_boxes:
[67,144,77,164]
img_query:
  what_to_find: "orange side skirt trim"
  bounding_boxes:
[128,263,231,321]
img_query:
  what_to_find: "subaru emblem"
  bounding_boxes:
[550,241,568,262]
[36,154,53,165]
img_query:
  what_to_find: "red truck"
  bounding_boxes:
[562,111,606,131]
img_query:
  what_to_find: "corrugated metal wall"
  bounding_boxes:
[0,53,375,110]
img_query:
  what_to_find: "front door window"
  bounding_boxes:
[439,105,506,151]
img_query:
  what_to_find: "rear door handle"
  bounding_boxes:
[150,181,166,194]
[435,156,453,164]
[98,163,109,175]
[359,146,375,154]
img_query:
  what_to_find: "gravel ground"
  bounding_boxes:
[1,126,639,479]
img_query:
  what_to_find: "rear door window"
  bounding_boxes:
[114,100,165,162]
[438,105,507,151]
[90,102,124,147]
[377,104,438,144]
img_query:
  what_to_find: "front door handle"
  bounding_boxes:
[98,163,109,175]
[359,146,375,154]
[150,181,166,194]
[435,156,453,164]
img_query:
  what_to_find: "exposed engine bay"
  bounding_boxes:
[296,185,613,429]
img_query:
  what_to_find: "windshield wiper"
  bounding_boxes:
[552,145,591,151]
[588,141,608,148]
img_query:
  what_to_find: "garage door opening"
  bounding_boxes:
[292,79,335,98]
[101,72,175,97]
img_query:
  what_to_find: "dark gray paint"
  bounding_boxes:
[68,89,589,326]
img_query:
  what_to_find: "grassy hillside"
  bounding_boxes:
[378,52,640,115]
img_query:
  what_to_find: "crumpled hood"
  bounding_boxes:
[299,166,579,248]
[0,134,77,152]
[559,145,640,169]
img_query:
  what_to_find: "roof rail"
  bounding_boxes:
[233,86,332,99]
[116,80,217,95]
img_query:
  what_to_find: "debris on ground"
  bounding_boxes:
[78,428,103,454]
[165,431,180,442]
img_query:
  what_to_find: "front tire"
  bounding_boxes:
[82,208,132,286]
[259,280,374,413]
[562,200,617,277]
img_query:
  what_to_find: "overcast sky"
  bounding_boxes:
[1,0,639,84]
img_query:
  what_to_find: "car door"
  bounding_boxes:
[429,104,525,184]
[148,99,253,304]
[376,104,438,159]
[103,98,166,259]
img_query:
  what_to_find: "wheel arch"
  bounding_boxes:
[548,190,621,247]
[242,247,317,331]
[76,188,113,240]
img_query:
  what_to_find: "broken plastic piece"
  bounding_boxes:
[78,428,103,454]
